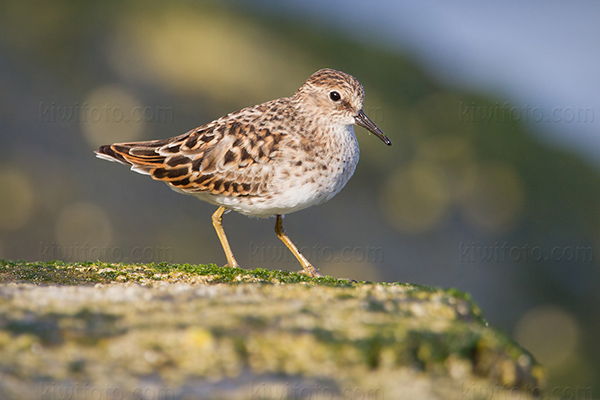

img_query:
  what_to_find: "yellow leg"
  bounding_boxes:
[211,206,239,268]
[275,215,322,278]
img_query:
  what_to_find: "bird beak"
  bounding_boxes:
[355,109,392,146]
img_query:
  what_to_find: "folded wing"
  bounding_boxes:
[95,109,284,198]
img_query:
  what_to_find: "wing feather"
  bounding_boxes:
[95,99,290,197]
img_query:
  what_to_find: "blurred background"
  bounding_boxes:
[1,0,598,396]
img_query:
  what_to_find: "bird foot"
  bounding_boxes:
[297,265,323,278]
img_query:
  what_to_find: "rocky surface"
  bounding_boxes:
[0,260,546,399]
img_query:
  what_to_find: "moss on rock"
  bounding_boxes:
[0,260,545,399]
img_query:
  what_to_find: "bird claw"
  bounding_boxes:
[297,266,323,278]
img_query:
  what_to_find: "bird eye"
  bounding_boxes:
[329,91,341,102]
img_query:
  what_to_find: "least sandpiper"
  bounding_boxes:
[95,68,391,277]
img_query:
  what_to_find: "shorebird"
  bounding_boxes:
[95,68,391,277]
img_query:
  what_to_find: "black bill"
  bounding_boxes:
[354,109,392,146]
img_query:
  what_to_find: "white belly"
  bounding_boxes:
[195,125,360,218]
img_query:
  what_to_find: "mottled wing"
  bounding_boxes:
[95,104,285,197]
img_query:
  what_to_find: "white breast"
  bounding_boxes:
[192,125,360,218]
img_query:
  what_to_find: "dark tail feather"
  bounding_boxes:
[95,144,130,165]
